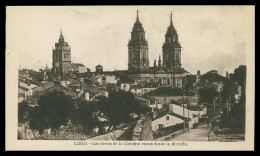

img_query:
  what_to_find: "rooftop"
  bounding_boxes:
[71,63,86,67]
[169,112,192,121]
[145,87,196,96]
[200,70,227,83]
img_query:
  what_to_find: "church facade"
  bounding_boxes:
[128,11,190,88]
[52,31,72,75]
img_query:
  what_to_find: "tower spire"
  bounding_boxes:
[170,11,173,25]
[60,28,63,36]
[59,28,64,43]
[158,54,162,68]
[136,9,139,21]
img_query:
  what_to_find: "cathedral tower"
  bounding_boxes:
[52,30,71,75]
[128,10,149,72]
[162,12,182,72]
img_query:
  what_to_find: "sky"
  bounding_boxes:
[6,6,254,76]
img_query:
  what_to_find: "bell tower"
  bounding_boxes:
[128,10,149,72]
[162,12,182,73]
[52,30,71,75]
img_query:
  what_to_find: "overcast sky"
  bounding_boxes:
[6,6,254,76]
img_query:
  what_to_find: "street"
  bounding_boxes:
[171,123,212,141]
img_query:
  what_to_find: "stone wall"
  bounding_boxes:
[132,114,153,141]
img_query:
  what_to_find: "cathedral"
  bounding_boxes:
[52,30,72,75]
[128,11,190,88]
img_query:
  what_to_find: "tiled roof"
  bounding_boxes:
[169,112,191,121]
[145,87,183,96]
[130,84,142,90]
[145,87,196,96]
[71,63,85,67]
[18,86,29,91]
[142,83,158,88]
[141,95,156,101]
[26,82,78,103]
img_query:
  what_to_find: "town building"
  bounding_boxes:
[96,64,103,73]
[52,30,72,75]
[168,104,200,129]
[144,87,199,106]
[152,113,184,132]
[71,63,89,73]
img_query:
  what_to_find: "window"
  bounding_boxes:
[64,54,69,58]
[166,116,169,120]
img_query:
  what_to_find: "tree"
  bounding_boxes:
[18,101,31,124]
[230,65,246,87]
[199,87,219,117]
[199,87,218,104]
[226,65,246,131]
[221,80,237,104]
[28,91,74,137]
[71,100,100,134]
[98,91,150,126]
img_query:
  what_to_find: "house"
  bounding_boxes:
[18,79,38,92]
[144,87,199,106]
[68,78,109,102]
[18,86,30,102]
[168,103,200,128]
[152,113,184,132]
[26,82,78,107]
[185,105,207,118]
[120,80,136,92]
[31,81,55,96]
[141,83,158,95]
[96,74,118,85]
[136,96,157,109]
[71,63,87,73]
[104,75,118,84]
[141,95,157,110]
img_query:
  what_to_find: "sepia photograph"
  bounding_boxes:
[5,5,254,150]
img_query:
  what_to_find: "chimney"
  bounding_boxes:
[226,71,229,79]
[85,92,89,101]
[196,70,200,82]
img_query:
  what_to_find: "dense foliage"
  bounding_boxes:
[18,101,31,124]
[199,87,218,104]
[98,91,150,126]
[29,91,74,135]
